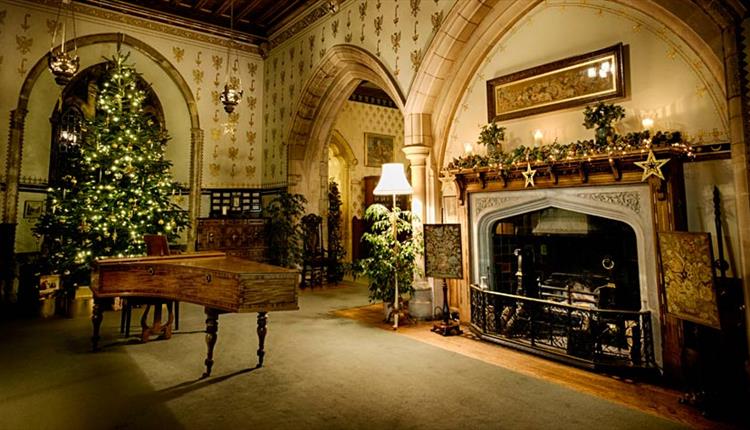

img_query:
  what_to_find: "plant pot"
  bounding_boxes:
[39,297,56,318]
[383,301,393,322]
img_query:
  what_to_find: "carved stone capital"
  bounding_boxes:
[402,144,430,165]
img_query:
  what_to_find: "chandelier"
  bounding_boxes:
[48,0,79,86]
[220,0,243,113]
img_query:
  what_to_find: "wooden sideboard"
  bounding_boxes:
[196,218,267,262]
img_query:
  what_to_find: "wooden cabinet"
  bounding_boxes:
[196,218,267,262]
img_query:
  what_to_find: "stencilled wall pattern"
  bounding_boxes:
[444,0,728,166]
[262,0,455,185]
[332,100,404,220]
[0,0,264,192]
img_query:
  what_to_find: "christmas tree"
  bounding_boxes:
[35,52,189,285]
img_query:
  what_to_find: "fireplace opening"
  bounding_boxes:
[491,207,640,311]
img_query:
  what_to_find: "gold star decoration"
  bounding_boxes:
[634,150,670,181]
[522,163,536,188]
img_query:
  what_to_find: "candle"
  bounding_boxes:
[533,130,543,146]
[641,117,654,130]
[464,143,474,154]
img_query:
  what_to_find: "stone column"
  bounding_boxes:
[2,109,27,304]
[3,109,28,225]
[724,21,750,361]
[403,113,433,319]
[188,128,204,252]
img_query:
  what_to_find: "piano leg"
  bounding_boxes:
[203,308,219,377]
[256,312,267,368]
[92,299,103,351]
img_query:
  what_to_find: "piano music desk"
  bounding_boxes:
[91,252,299,377]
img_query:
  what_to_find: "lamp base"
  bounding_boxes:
[431,320,463,337]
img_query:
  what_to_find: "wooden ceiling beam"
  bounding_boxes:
[214,0,233,16]
[194,0,211,10]
[258,1,304,27]
[235,0,264,22]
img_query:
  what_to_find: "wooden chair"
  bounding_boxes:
[119,235,180,339]
[300,214,327,289]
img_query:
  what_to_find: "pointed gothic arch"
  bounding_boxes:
[286,44,404,213]
[406,0,729,170]
[3,32,203,250]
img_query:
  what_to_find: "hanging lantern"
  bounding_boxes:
[221,0,243,115]
[48,50,79,86]
[48,0,79,86]
[220,82,243,113]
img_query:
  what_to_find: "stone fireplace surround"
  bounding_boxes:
[468,184,662,365]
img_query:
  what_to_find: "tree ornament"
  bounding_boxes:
[634,150,669,181]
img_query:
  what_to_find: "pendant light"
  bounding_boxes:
[48,0,79,86]
[220,0,243,113]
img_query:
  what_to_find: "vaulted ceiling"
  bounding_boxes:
[76,0,317,44]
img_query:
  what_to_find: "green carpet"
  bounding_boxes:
[0,284,686,429]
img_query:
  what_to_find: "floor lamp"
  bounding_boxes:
[373,163,413,330]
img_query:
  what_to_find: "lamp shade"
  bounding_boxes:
[374,163,413,196]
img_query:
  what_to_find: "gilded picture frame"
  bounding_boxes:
[658,231,720,329]
[364,133,394,167]
[486,43,626,122]
[424,224,463,279]
[23,200,44,218]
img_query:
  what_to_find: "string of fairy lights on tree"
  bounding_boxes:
[35,52,189,282]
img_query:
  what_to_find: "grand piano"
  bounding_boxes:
[90,251,299,376]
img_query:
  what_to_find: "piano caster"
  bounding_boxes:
[202,359,213,378]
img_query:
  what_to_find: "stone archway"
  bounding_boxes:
[3,32,203,251]
[328,129,358,261]
[286,44,405,215]
[407,0,728,171]
[408,0,749,364]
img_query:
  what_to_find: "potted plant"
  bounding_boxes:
[478,122,506,156]
[582,102,625,146]
[327,180,345,283]
[353,204,422,320]
[264,191,307,268]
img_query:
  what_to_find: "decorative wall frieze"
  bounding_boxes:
[34,0,262,52]
[576,191,642,214]
[473,195,530,215]
[269,3,331,50]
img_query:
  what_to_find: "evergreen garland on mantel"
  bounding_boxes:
[445,103,692,173]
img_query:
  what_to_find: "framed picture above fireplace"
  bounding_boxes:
[486,43,626,122]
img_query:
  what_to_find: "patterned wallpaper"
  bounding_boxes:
[445,0,729,166]
[262,0,455,185]
[0,0,264,190]
[332,100,404,219]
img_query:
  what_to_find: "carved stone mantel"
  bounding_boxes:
[449,147,691,377]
